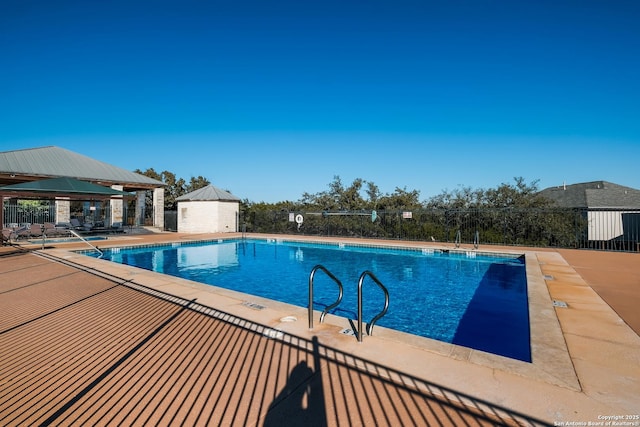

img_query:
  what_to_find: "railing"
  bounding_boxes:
[308,265,344,329]
[242,207,640,252]
[68,229,103,258]
[308,266,390,343]
[2,203,136,233]
[357,270,389,342]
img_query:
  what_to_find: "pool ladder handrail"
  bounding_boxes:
[68,229,103,258]
[455,229,479,249]
[357,270,390,342]
[308,264,344,329]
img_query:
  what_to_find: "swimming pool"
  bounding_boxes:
[92,238,530,362]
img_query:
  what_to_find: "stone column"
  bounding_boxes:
[153,187,164,230]
[55,198,71,224]
[110,185,124,225]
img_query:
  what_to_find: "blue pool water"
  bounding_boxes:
[93,239,530,362]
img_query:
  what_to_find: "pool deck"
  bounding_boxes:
[1,232,638,426]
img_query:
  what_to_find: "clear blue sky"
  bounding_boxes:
[2,0,639,203]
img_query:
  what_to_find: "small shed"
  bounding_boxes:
[176,185,241,233]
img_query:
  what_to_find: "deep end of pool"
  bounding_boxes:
[451,261,531,362]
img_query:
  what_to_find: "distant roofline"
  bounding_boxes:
[539,180,640,209]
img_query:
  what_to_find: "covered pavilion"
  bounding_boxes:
[0,177,136,229]
[0,146,165,228]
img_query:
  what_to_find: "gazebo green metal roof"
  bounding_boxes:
[0,177,133,199]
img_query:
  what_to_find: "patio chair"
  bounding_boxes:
[70,218,92,233]
[2,228,13,245]
[13,225,31,240]
[29,224,45,238]
[110,222,125,234]
[43,222,69,238]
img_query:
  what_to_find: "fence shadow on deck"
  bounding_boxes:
[0,252,551,426]
[109,286,553,425]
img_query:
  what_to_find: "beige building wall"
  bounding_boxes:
[177,201,238,233]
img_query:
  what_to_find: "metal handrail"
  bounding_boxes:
[357,270,389,342]
[308,264,344,329]
[68,229,103,258]
[455,229,461,248]
[473,230,479,249]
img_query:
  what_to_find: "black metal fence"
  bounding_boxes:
[2,202,57,226]
[164,211,178,231]
[241,208,640,252]
[2,203,137,228]
[5,203,638,252]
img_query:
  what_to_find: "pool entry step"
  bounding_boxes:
[308,264,389,342]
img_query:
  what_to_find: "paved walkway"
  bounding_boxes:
[1,233,638,426]
[557,249,640,335]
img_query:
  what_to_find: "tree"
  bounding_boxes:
[161,171,186,210]
[365,181,381,208]
[298,176,381,211]
[483,177,552,208]
[425,177,550,209]
[186,176,211,193]
[134,168,209,210]
[378,187,421,210]
[424,186,484,209]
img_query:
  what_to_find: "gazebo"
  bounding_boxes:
[0,146,165,228]
[0,177,134,229]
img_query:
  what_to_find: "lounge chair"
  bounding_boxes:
[110,222,125,234]
[13,225,31,240]
[70,218,92,233]
[2,228,13,245]
[12,224,43,240]
[43,222,69,238]
[29,224,44,238]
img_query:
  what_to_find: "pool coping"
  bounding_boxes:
[54,236,579,391]
[37,232,640,422]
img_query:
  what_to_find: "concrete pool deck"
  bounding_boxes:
[1,232,638,426]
